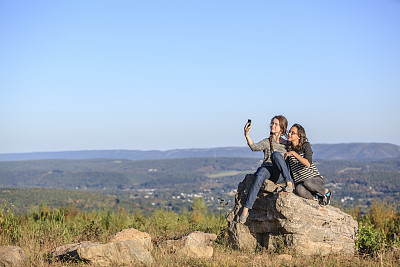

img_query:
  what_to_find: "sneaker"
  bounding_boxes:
[238,213,249,224]
[315,194,326,205]
[283,186,294,193]
[324,190,332,205]
[319,195,328,205]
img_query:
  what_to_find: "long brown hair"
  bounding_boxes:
[269,115,288,152]
[289,123,308,151]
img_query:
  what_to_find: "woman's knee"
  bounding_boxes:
[295,185,305,195]
[303,179,313,188]
[295,184,313,199]
[304,177,324,191]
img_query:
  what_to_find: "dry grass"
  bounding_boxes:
[4,228,400,266]
[150,244,400,267]
[1,200,400,266]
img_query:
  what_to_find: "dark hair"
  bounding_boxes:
[289,123,308,151]
[269,115,288,152]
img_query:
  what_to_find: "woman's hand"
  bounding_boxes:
[284,151,295,160]
[244,121,251,137]
[285,151,310,167]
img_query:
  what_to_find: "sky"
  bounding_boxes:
[1,0,399,153]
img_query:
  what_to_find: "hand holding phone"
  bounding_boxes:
[244,119,252,136]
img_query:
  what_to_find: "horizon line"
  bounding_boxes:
[0,142,399,155]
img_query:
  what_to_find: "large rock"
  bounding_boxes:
[158,231,217,259]
[227,174,358,256]
[109,228,153,251]
[77,240,154,266]
[53,241,98,260]
[0,246,26,267]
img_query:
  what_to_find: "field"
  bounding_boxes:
[0,199,399,266]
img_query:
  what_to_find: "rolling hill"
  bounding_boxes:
[1,143,399,161]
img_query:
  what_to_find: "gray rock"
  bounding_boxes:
[53,241,97,260]
[227,174,358,256]
[176,245,214,258]
[77,240,154,266]
[0,246,26,267]
[109,228,153,251]
[158,231,217,259]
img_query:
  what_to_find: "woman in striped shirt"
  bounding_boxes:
[284,124,331,205]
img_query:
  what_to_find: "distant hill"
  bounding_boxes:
[0,143,399,161]
[312,143,400,160]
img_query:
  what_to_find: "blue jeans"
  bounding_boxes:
[244,152,293,209]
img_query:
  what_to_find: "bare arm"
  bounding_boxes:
[284,150,310,168]
[244,121,254,146]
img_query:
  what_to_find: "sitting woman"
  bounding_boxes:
[285,124,331,204]
[238,115,294,224]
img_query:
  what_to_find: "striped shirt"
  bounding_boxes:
[287,142,323,184]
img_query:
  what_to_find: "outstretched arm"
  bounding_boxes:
[244,121,254,146]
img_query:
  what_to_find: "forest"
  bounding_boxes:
[0,157,399,214]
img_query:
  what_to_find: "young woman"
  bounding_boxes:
[238,115,294,224]
[284,124,331,204]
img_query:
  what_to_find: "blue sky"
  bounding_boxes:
[1,0,399,153]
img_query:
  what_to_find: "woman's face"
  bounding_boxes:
[270,118,282,135]
[288,126,300,142]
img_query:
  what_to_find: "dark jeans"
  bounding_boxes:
[244,152,293,209]
[295,176,325,200]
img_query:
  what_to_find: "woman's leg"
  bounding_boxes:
[271,152,294,187]
[243,166,272,209]
[239,166,272,223]
[295,182,314,199]
[303,176,325,196]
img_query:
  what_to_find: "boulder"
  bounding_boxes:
[176,245,214,258]
[53,241,97,260]
[109,228,153,251]
[158,231,217,258]
[77,240,154,266]
[227,174,358,256]
[0,246,26,267]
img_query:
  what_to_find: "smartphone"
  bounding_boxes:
[247,119,251,125]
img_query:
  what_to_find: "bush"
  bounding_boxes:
[356,222,385,255]
[0,202,21,244]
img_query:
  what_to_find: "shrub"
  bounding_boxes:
[0,202,21,244]
[356,222,385,255]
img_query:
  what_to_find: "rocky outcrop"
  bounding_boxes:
[227,174,358,256]
[158,231,217,259]
[0,246,26,267]
[109,228,153,251]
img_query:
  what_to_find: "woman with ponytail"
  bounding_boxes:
[238,115,294,223]
[285,124,331,205]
